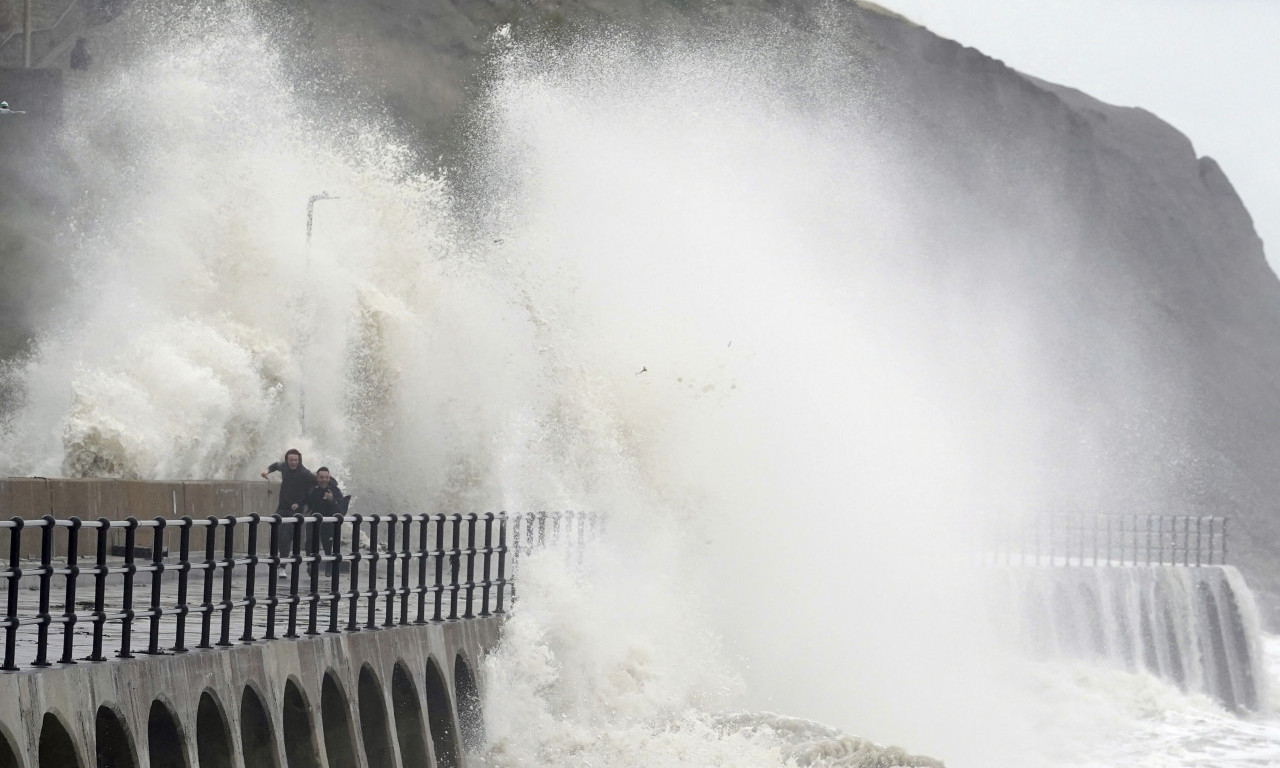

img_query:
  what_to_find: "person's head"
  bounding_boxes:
[316,467,331,487]
[285,449,301,469]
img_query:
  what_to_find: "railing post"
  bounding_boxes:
[265,514,280,640]
[463,513,478,620]
[1222,517,1229,565]
[307,513,322,636]
[217,516,235,647]
[480,513,493,617]
[415,514,429,624]
[366,515,381,630]
[347,513,363,632]
[432,515,445,622]
[494,513,508,615]
[175,517,192,653]
[147,518,167,654]
[118,516,139,659]
[59,517,81,664]
[328,514,345,634]
[1195,516,1204,567]
[384,515,397,628]
[241,514,260,643]
[399,515,412,625]
[285,514,303,639]
[448,513,462,621]
[33,515,55,666]
[3,518,23,671]
[92,517,110,660]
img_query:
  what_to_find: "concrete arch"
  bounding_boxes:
[320,672,359,768]
[424,657,460,768]
[147,699,188,768]
[357,664,397,768]
[95,705,138,768]
[454,653,484,753]
[39,712,82,768]
[390,662,429,768]
[281,679,321,768]
[196,692,234,768]
[0,722,20,768]
[240,684,279,768]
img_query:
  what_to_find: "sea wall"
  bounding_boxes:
[0,478,284,557]
[0,615,498,768]
[991,565,1268,712]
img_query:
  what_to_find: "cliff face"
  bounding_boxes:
[9,1,1280,615]
[857,12,1280,614]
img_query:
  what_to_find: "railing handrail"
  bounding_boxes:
[0,509,600,672]
[981,512,1228,568]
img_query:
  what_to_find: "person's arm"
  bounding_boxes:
[261,461,280,479]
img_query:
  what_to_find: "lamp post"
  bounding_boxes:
[299,191,339,432]
[23,0,31,68]
[306,192,339,262]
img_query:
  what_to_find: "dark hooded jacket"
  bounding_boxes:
[267,458,315,511]
[303,478,343,516]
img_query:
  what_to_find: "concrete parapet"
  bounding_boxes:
[1,479,292,558]
[0,616,499,768]
[0,478,51,557]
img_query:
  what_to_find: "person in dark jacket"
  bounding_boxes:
[261,448,314,556]
[304,467,344,573]
[303,467,341,516]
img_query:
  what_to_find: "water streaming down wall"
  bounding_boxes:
[991,565,1268,712]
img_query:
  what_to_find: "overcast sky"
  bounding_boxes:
[881,0,1280,271]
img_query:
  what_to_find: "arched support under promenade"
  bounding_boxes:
[455,654,485,754]
[240,685,279,768]
[425,658,460,768]
[357,665,397,768]
[321,673,359,768]
[281,680,320,768]
[0,617,501,768]
[40,712,82,768]
[390,663,429,768]
[196,693,234,768]
[96,705,138,768]
[0,726,18,768]
[148,700,188,768]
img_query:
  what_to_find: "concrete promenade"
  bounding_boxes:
[0,478,531,768]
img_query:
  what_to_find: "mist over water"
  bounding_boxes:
[0,4,1275,767]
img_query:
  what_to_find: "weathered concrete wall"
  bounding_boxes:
[1,478,283,555]
[0,616,500,768]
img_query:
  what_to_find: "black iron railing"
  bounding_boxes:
[0,510,599,672]
[983,513,1227,567]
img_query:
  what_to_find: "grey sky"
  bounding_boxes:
[881,0,1280,270]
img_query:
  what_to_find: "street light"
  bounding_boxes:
[306,191,339,262]
[300,191,340,432]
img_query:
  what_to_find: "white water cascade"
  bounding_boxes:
[991,565,1269,713]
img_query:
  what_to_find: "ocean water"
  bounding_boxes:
[0,3,1274,766]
